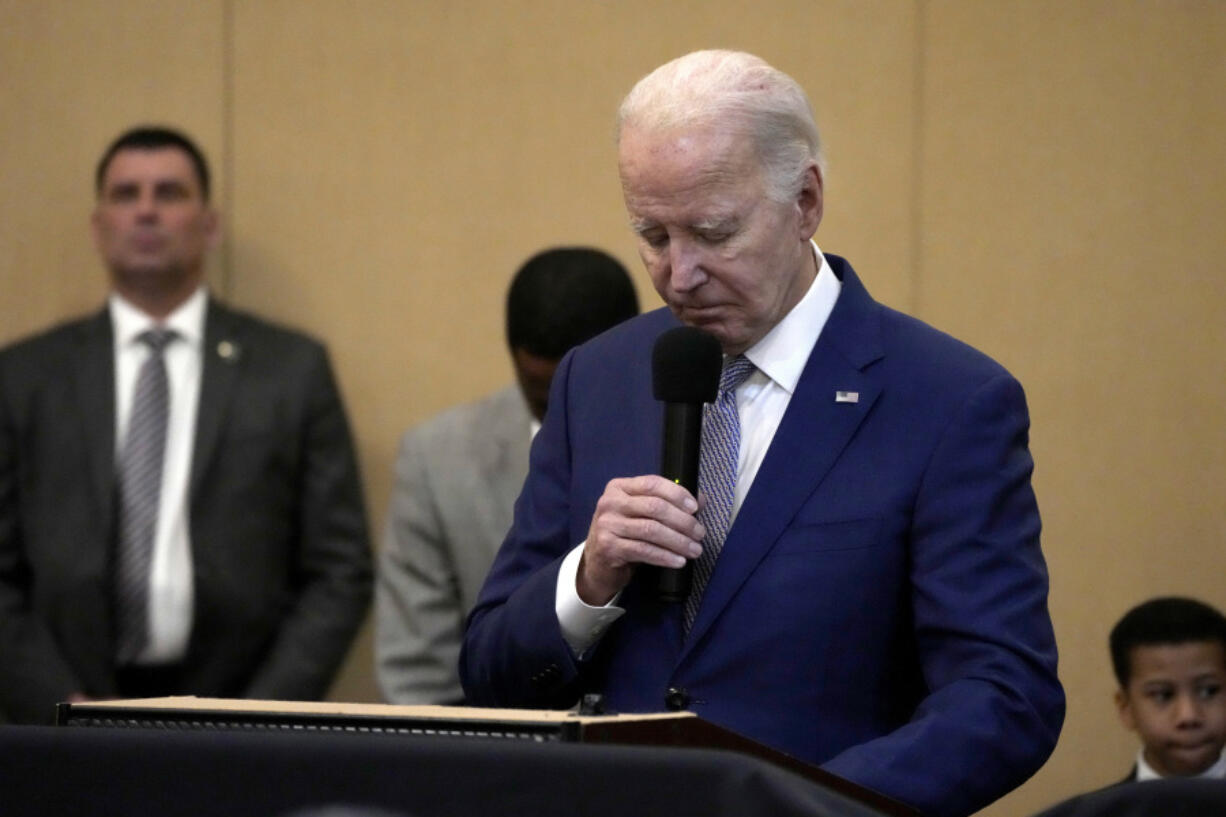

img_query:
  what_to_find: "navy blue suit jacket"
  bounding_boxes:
[461,255,1064,817]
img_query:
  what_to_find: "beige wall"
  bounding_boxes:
[3,1,1224,814]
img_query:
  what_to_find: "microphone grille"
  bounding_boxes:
[652,326,722,403]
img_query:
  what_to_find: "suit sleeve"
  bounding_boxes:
[0,359,85,723]
[241,345,373,700]
[822,373,1064,817]
[460,351,585,708]
[374,428,466,704]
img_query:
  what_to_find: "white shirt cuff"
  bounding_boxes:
[555,542,625,656]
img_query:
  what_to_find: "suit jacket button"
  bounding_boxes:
[664,687,689,710]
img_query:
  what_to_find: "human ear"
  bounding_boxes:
[795,164,823,237]
[1115,688,1138,731]
[204,207,222,249]
[89,208,104,253]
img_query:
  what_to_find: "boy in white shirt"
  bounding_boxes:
[1110,596,1226,782]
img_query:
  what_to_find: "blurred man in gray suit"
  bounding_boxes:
[376,248,638,704]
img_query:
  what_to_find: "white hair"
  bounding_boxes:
[617,50,825,202]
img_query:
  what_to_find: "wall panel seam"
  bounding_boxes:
[910,0,927,316]
[219,0,235,300]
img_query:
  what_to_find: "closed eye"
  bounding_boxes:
[696,229,732,244]
[638,229,669,249]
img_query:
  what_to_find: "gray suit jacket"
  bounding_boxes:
[0,298,372,723]
[376,385,530,704]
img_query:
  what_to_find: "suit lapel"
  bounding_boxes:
[72,310,117,522]
[681,258,886,655]
[190,300,244,496]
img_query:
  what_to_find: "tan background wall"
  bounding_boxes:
[2,1,1224,814]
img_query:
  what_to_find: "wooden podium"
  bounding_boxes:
[55,697,917,816]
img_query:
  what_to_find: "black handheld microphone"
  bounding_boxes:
[651,326,722,602]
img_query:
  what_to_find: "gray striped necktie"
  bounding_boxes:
[115,327,176,664]
[685,354,756,631]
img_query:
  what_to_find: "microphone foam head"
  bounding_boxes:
[652,326,722,403]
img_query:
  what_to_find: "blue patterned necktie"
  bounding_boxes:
[685,354,756,631]
[115,327,176,663]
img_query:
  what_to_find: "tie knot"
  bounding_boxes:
[138,328,177,355]
[719,355,755,395]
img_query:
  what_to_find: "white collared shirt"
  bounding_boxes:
[1135,747,1226,781]
[555,242,841,653]
[111,286,207,664]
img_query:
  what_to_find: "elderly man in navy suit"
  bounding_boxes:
[461,51,1064,817]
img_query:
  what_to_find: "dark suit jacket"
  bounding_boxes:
[1033,778,1226,817]
[461,255,1064,817]
[0,298,372,724]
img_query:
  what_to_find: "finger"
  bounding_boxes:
[596,532,692,570]
[604,513,703,561]
[615,474,699,513]
[600,480,704,541]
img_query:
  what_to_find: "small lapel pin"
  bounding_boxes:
[835,391,859,404]
[217,340,242,363]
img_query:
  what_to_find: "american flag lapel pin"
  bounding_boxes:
[835,390,859,404]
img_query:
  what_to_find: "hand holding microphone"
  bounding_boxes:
[650,326,722,601]
[575,327,720,607]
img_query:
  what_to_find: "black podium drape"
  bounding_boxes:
[0,725,891,817]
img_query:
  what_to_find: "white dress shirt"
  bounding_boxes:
[1135,746,1226,781]
[111,286,206,664]
[555,242,841,654]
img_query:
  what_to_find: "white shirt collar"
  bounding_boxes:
[109,286,208,348]
[1135,746,1226,781]
[743,240,840,393]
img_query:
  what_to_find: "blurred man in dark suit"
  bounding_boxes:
[0,125,372,723]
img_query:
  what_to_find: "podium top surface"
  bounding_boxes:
[62,695,696,725]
